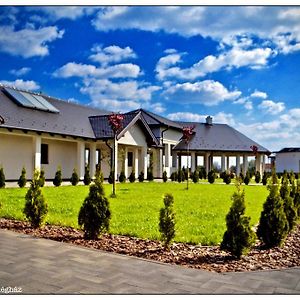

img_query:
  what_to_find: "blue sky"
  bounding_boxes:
[1,6,300,151]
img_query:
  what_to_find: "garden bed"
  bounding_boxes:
[1,218,299,273]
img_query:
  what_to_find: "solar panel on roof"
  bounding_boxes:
[31,94,60,113]
[20,91,48,111]
[4,87,35,109]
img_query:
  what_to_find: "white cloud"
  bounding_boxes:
[0,79,40,91]
[164,80,241,106]
[53,62,141,79]
[89,45,137,66]
[9,67,31,76]
[258,100,285,115]
[244,101,253,111]
[0,25,64,58]
[250,91,268,99]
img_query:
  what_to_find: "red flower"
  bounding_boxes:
[182,126,195,143]
[108,113,124,133]
[250,145,258,155]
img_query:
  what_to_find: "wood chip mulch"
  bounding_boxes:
[1,218,300,273]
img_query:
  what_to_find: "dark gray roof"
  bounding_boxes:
[276,147,300,153]
[0,86,109,139]
[173,122,270,154]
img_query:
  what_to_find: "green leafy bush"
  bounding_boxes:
[78,169,111,239]
[220,179,256,258]
[18,167,27,188]
[39,169,45,187]
[70,168,79,186]
[0,167,5,188]
[53,166,62,187]
[119,171,126,183]
[257,170,289,248]
[207,170,215,184]
[138,171,144,182]
[83,165,91,185]
[162,171,168,182]
[23,170,48,228]
[129,171,135,183]
[159,193,176,249]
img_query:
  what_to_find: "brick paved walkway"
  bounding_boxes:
[0,229,299,294]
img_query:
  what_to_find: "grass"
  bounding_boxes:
[0,181,268,245]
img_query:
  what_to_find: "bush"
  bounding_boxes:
[289,171,295,185]
[18,167,27,188]
[78,168,111,240]
[129,171,135,183]
[182,167,188,180]
[294,179,300,219]
[108,171,114,184]
[138,171,144,182]
[255,171,261,184]
[239,172,244,182]
[220,179,256,258]
[162,171,168,182]
[243,171,251,185]
[147,169,154,181]
[119,171,126,183]
[224,173,231,185]
[39,169,45,187]
[198,167,206,180]
[192,170,199,183]
[159,193,176,249]
[262,171,268,185]
[220,171,226,180]
[280,173,297,232]
[0,167,5,188]
[257,170,289,248]
[23,170,48,228]
[53,166,62,187]
[170,171,178,181]
[70,168,79,186]
[84,165,91,185]
[207,170,215,184]
[230,172,235,179]
[177,169,184,183]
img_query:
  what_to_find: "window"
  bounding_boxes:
[85,148,90,166]
[41,144,49,164]
[128,152,133,167]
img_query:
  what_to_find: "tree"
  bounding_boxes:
[243,171,251,185]
[18,167,27,188]
[83,165,91,185]
[53,166,62,187]
[147,168,154,181]
[70,168,79,186]
[170,171,178,181]
[177,169,184,182]
[162,171,168,182]
[138,171,144,182]
[293,179,300,219]
[198,166,206,180]
[220,179,256,258]
[0,167,5,188]
[207,170,215,184]
[257,170,289,248]
[262,171,268,186]
[119,171,126,183]
[280,173,297,232]
[159,193,176,249]
[108,171,114,184]
[129,171,135,183]
[255,171,261,184]
[23,170,48,228]
[78,168,111,239]
[223,172,231,185]
[192,170,199,183]
[39,168,45,187]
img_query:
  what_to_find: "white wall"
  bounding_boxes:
[162,128,182,144]
[276,152,300,173]
[119,123,148,147]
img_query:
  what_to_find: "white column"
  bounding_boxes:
[256,154,262,173]
[33,135,41,171]
[227,156,230,171]
[221,154,226,172]
[191,152,196,172]
[90,143,96,178]
[205,152,209,173]
[134,148,139,178]
[114,140,118,180]
[243,154,248,176]
[142,147,148,179]
[164,144,169,168]
[236,155,241,176]
[124,147,128,178]
[262,154,265,173]
[77,141,85,180]
[158,148,163,177]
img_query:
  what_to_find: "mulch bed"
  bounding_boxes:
[1,218,300,273]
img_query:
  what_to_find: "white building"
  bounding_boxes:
[0,85,270,181]
[275,148,300,173]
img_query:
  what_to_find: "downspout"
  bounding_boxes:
[161,126,169,177]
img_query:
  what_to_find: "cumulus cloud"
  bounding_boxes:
[0,79,40,91]
[163,80,241,106]
[250,91,268,99]
[258,100,285,115]
[9,67,31,76]
[0,25,64,58]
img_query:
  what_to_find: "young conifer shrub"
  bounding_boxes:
[53,166,62,187]
[162,171,168,182]
[224,172,231,185]
[289,171,295,185]
[220,179,256,258]
[192,170,199,183]
[70,168,79,186]
[129,171,135,183]
[207,170,215,184]
[78,167,111,239]
[147,169,154,181]
[18,167,27,188]
[159,193,176,249]
[0,167,5,188]
[257,170,289,248]
[23,170,48,228]
[244,171,251,185]
[262,171,268,185]
[83,165,91,185]
[199,167,206,180]
[255,171,261,183]
[119,171,126,183]
[294,179,300,219]
[138,171,144,182]
[239,172,244,182]
[39,169,45,187]
[280,173,297,232]
[108,171,114,184]
[170,171,178,181]
[177,169,184,182]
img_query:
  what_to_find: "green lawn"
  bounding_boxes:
[0,182,268,245]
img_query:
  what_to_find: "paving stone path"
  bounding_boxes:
[0,229,299,294]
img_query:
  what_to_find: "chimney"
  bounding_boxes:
[206,115,213,125]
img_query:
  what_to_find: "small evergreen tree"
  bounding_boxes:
[182,167,188,180]
[39,168,45,187]
[198,167,207,180]
[255,171,261,184]
[192,170,199,183]
[18,167,27,188]
[239,172,244,182]
[177,169,184,182]
[119,171,126,183]
[280,173,297,232]
[294,179,300,219]
[257,170,289,248]
[70,168,79,186]
[162,171,168,182]
[244,171,251,185]
[289,171,295,185]
[78,168,111,239]
[129,171,135,183]
[84,165,91,185]
[170,171,178,181]
[224,172,231,185]
[262,171,268,185]
[207,170,215,184]
[53,166,62,187]
[147,169,154,181]
[159,193,176,249]
[23,170,48,228]
[220,179,256,258]
[0,167,5,188]
[108,171,114,184]
[138,171,144,182]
